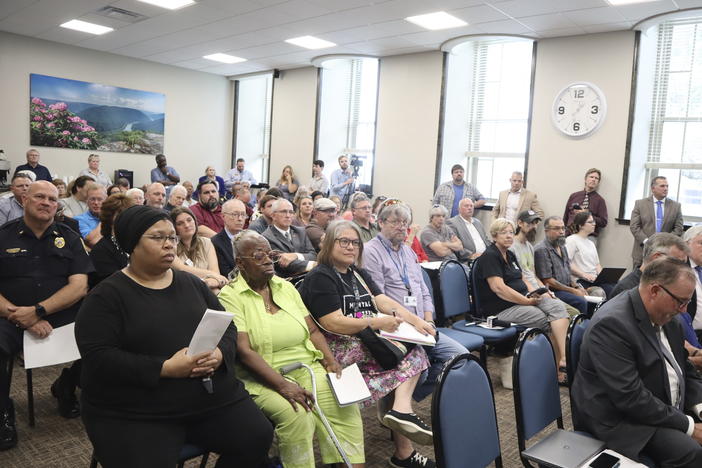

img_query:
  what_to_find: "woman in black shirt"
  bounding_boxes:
[88,193,134,288]
[76,206,272,468]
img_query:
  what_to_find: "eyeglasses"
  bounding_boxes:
[224,212,248,219]
[546,226,566,231]
[497,230,515,236]
[239,250,281,264]
[658,284,692,309]
[385,219,409,228]
[275,210,295,215]
[336,238,361,249]
[143,234,179,245]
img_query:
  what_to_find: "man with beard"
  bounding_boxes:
[432,164,485,217]
[563,168,608,238]
[190,181,224,238]
[535,216,588,315]
[447,198,490,263]
[329,155,354,203]
[144,183,166,210]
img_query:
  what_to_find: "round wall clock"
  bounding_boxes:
[552,82,607,138]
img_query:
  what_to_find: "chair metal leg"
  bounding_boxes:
[479,345,488,367]
[26,369,35,427]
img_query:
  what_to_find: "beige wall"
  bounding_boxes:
[0,32,233,189]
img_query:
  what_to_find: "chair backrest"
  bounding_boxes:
[566,314,590,387]
[432,353,502,468]
[469,257,486,318]
[513,328,563,450]
[421,267,435,303]
[439,260,471,320]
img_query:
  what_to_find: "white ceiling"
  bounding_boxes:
[1,0,701,76]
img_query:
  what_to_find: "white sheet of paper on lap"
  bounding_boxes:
[584,295,604,303]
[186,309,234,356]
[23,323,81,369]
[420,261,443,270]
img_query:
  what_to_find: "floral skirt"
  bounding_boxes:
[322,331,429,407]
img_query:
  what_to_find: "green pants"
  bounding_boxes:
[252,362,365,468]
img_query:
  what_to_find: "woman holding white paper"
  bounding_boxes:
[218,230,365,468]
[75,205,273,468]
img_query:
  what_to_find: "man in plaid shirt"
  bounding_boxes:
[432,164,485,218]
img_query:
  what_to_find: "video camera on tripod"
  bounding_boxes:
[349,154,365,178]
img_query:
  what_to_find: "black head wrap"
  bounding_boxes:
[114,205,170,254]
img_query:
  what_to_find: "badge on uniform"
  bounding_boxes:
[403,296,418,307]
[5,247,20,253]
[54,237,66,248]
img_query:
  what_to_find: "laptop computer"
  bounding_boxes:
[521,429,606,468]
[593,267,626,286]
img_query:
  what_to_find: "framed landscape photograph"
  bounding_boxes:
[30,73,165,154]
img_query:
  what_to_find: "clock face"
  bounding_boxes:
[552,82,606,138]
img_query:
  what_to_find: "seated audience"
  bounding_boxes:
[88,193,136,288]
[0,173,31,226]
[249,194,277,234]
[79,154,111,186]
[233,186,254,228]
[224,158,257,191]
[190,181,224,238]
[212,199,247,277]
[144,182,166,210]
[106,185,121,196]
[60,175,92,218]
[150,153,180,195]
[52,178,68,198]
[170,207,227,292]
[75,184,106,248]
[535,216,588,315]
[115,177,130,192]
[447,198,490,263]
[125,187,144,206]
[306,197,338,252]
[13,148,51,182]
[684,226,702,343]
[351,193,379,243]
[182,180,197,207]
[563,168,607,239]
[329,195,342,214]
[75,205,272,467]
[491,171,543,223]
[419,205,462,262]
[565,211,612,298]
[379,199,429,263]
[276,165,299,202]
[198,166,226,199]
[292,186,311,208]
[164,184,187,212]
[572,257,702,467]
[300,220,436,467]
[262,199,316,278]
[293,195,313,227]
[218,231,365,468]
[310,190,325,202]
[474,218,570,386]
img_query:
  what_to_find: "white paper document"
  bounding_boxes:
[187,309,234,356]
[584,295,605,304]
[327,363,372,407]
[379,316,436,346]
[420,261,443,270]
[23,323,81,369]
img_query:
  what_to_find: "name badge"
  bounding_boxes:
[403,296,418,307]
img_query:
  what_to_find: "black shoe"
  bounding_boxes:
[0,399,18,451]
[51,369,80,419]
[389,451,436,468]
[382,410,433,445]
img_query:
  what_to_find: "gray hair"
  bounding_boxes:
[683,225,702,243]
[271,198,292,212]
[511,171,523,177]
[349,193,370,210]
[169,185,187,198]
[543,216,562,229]
[125,188,144,198]
[641,256,695,287]
[429,204,448,219]
[377,203,411,223]
[643,232,690,262]
[228,230,271,280]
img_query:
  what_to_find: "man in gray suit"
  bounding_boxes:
[630,176,684,267]
[447,198,491,263]
[573,257,702,467]
[262,198,317,277]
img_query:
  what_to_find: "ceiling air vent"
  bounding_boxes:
[94,6,148,23]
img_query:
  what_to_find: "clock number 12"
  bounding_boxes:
[573,89,584,99]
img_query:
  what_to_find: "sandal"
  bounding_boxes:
[558,366,568,387]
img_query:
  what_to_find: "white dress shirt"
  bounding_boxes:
[462,217,486,254]
[505,189,521,222]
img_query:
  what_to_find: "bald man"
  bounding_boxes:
[145,182,166,210]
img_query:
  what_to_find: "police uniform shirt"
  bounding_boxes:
[0,218,94,327]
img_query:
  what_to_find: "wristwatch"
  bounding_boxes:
[35,304,47,319]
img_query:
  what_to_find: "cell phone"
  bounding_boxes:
[589,452,620,468]
[526,287,549,298]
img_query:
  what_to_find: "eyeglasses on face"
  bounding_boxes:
[275,209,295,215]
[657,283,692,309]
[224,211,248,219]
[143,234,179,245]
[239,250,281,264]
[336,238,361,249]
[385,219,409,228]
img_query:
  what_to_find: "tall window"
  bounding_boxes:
[316,57,379,188]
[439,37,535,200]
[625,16,702,221]
[233,73,273,182]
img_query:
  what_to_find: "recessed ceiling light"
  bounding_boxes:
[405,11,467,30]
[285,36,336,50]
[138,0,196,10]
[60,19,114,35]
[203,53,246,64]
[605,0,657,4]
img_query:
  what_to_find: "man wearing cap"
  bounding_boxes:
[306,198,338,252]
[492,172,543,223]
[432,164,485,218]
[446,198,490,263]
[0,181,93,450]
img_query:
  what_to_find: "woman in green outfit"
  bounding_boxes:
[218,231,365,468]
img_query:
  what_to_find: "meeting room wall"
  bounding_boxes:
[0,31,233,190]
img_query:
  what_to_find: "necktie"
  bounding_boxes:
[655,325,684,409]
[582,193,589,210]
[695,266,702,286]
[655,200,663,232]
[284,231,292,243]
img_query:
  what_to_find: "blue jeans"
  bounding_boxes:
[554,290,587,315]
[412,332,468,401]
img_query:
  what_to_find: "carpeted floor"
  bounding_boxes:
[1,355,573,467]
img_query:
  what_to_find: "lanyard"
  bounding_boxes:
[380,239,411,294]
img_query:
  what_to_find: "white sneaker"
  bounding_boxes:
[498,356,513,390]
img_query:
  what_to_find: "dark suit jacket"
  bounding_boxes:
[262,225,316,277]
[446,215,491,263]
[630,196,684,266]
[211,229,235,277]
[572,289,702,460]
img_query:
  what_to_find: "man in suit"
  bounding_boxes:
[573,257,702,467]
[491,171,543,223]
[211,199,247,277]
[262,198,317,277]
[446,198,490,263]
[684,226,702,343]
[630,176,684,268]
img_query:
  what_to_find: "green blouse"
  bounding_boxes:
[218,274,323,395]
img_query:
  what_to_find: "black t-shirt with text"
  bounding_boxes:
[301,264,382,320]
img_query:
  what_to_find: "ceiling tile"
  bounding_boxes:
[401,25,485,45]
[518,12,578,30]
[0,0,39,20]
[675,0,702,8]
[536,25,586,38]
[554,0,610,12]
[582,21,633,34]
[476,18,535,35]
[449,4,511,24]
[197,0,264,15]
[562,6,627,26]
[614,1,679,22]
[488,0,560,18]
